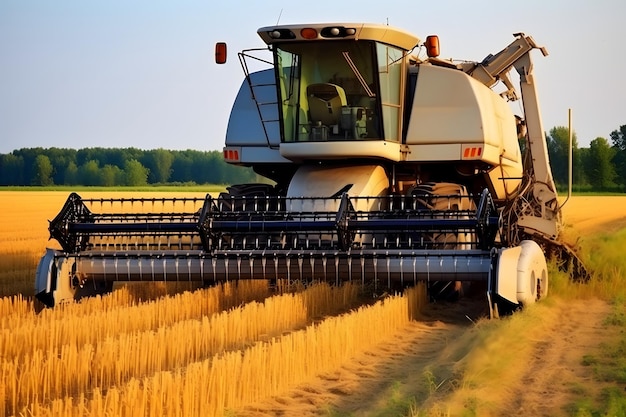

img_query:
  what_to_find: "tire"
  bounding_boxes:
[410,182,476,301]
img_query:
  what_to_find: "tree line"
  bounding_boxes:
[1,123,625,190]
[0,148,256,186]
[547,124,626,192]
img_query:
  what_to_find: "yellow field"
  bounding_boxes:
[0,191,424,416]
[0,191,209,296]
[3,280,410,416]
[560,195,626,236]
[1,191,625,416]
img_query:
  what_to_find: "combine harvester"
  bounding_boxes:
[36,23,588,314]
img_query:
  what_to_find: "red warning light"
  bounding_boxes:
[300,28,318,39]
[215,42,227,64]
[425,35,440,58]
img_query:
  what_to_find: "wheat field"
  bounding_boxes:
[0,191,426,416]
[2,191,625,416]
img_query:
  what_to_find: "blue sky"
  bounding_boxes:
[1,0,624,153]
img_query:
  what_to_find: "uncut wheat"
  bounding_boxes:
[17,286,422,417]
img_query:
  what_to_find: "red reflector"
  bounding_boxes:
[462,145,483,159]
[223,149,240,161]
[300,28,318,39]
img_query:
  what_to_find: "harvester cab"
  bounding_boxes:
[36,23,588,314]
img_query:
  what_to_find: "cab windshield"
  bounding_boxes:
[274,40,405,143]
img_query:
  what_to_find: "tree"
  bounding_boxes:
[144,149,173,183]
[0,153,25,185]
[64,161,79,185]
[124,159,149,186]
[79,160,101,186]
[45,147,76,185]
[101,164,123,186]
[76,148,138,170]
[0,147,258,186]
[222,160,256,184]
[205,152,224,184]
[170,151,194,183]
[583,137,616,190]
[190,151,215,184]
[577,147,590,186]
[546,126,583,186]
[32,155,54,186]
[610,125,626,187]
[610,125,626,151]
[14,147,46,186]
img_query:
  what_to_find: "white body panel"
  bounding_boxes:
[258,23,420,51]
[406,66,519,158]
[280,141,404,162]
[405,65,523,198]
[287,164,389,205]
[287,164,389,245]
[35,249,77,306]
[224,69,290,165]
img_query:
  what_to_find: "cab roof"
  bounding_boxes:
[257,23,420,51]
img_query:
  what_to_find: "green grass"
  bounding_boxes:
[523,227,626,416]
[549,226,626,302]
[570,296,626,416]
[405,224,626,417]
[520,227,626,417]
[556,184,625,195]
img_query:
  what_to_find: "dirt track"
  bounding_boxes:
[503,298,611,416]
[237,299,485,416]
[235,196,626,416]
[238,298,611,416]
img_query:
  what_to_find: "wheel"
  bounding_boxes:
[217,183,278,212]
[517,239,548,305]
[410,182,476,301]
[215,183,282,250]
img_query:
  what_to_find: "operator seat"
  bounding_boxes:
[307,83,347,126]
